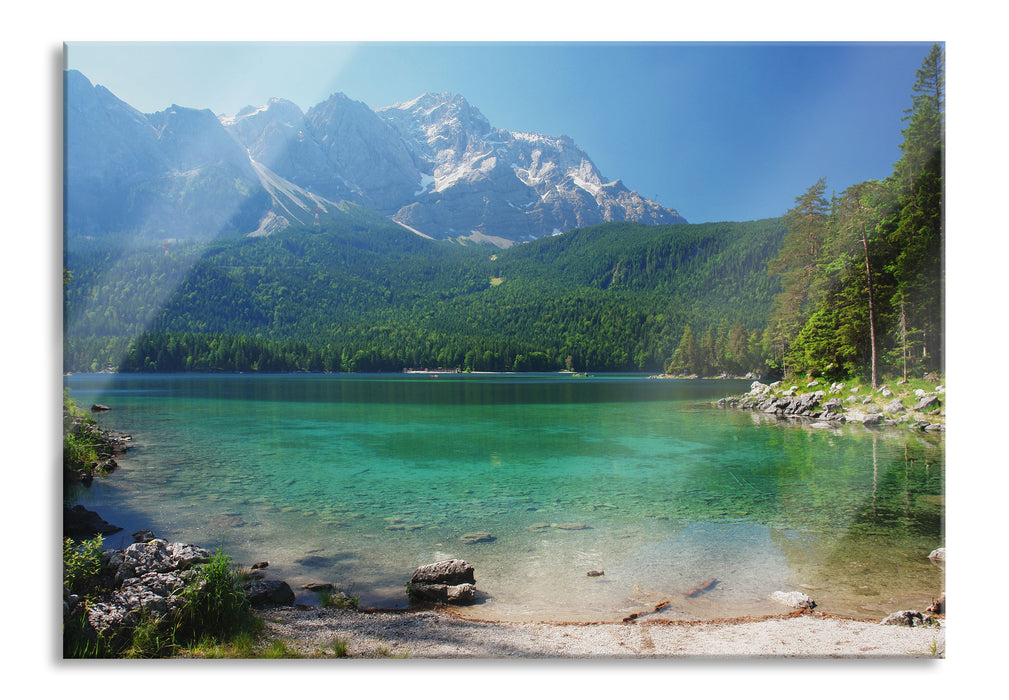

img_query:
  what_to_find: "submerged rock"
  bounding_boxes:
[301,582,335,592]
[460,532,496,544]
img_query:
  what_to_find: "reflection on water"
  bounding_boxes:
[65,373,944,622]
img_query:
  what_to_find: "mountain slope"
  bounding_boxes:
[377,93,685,243]
[64,218,783,373]
[65,71,686,245]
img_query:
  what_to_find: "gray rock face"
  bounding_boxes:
[67,69,687,245]
[106,539,212,586]
[375,93,686,243]
[80,540,213,640]
[408,559,478,605]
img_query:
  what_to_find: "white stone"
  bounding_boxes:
[770,591,816,609]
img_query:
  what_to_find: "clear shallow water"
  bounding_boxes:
[64,373,944,622]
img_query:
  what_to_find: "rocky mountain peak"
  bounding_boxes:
[65,71,686,246]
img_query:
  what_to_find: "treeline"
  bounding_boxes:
[761,44,944,384]
[665,322,763,377]
[64,216,785,375]
[112,331,589,373]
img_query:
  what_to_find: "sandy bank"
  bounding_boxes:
[257,606,944,658]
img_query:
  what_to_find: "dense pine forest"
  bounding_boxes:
[63,45,943,382]
[761,44,944,384]
[64,217,785,374]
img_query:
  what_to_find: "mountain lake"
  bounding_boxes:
[64,373,944,622]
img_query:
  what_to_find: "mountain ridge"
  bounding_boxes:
[64,70,686,246]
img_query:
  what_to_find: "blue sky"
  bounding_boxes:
[65,41,935,224]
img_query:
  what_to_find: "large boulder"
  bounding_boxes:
[63,505,123,540]
[408,559,477,605]
[244,579,296,606]
[914,395,941,412]
[410,559,475,585]
[884,399,905,414]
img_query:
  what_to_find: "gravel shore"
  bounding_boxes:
[256,606,944,658]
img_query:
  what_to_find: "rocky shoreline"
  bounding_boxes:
[63,396,945,657]
[715,378,945,431]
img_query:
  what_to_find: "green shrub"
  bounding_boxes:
[331,636,350,657]
[63,431,99,475]
[63,535,106,597]
[319,588,359,609]
[175,549,252,645]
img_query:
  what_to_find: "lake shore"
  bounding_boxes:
[251,605,944,658]
[65,374,945,657]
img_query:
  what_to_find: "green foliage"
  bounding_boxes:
[259,640,303,658]
[124,549,254,658]
[331,636,350,657]
[319,589,359,609]
[174,549,252,644]
[63,432,99,475]
[63,535,106,597]
[763,44,944,382]
[65,218,785,374]
[63,546,256,658]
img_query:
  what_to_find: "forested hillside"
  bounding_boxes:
[760,44,944,384]
[64,45,942,381]
[63,218,785,374]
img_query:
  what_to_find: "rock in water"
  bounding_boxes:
[244,579,296,606]
[301,582,335,592]
[131,528,156,543]
[410,559,475,585]
[409,559,477,605]
[770,590,817,609]
[63,504,123,539]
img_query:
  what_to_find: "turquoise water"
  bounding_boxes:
[64,373,944,622]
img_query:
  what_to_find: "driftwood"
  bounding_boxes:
[622,599,670,622]
[683,579,718,598]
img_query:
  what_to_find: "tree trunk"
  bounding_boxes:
[860,222,878,389]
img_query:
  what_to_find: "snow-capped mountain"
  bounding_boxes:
[377,93,685,243]
[65,71,686,246]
